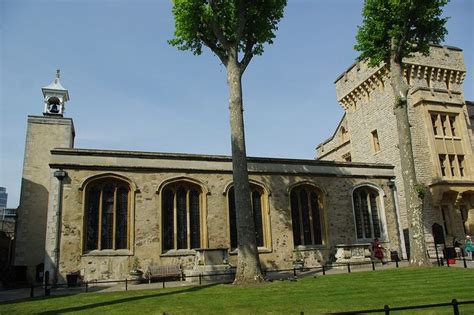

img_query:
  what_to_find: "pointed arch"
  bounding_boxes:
[351,183,388,242]
[224,180,272,252]
[157,176,210,196]
[287,181,328,197]
[351,182,386,197]
[81,173,136,253]
[80,172,138,192]
[289,182,327,248]
[222,179,271,196]
[158,176,209,252]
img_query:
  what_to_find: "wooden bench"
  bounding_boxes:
[145,265,183,282]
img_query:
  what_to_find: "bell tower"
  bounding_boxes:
[42,69,69,116]
[14,71,75,282]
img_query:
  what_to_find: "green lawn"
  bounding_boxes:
[1,268,473,314]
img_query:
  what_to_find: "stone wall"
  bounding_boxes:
[49,149,399,281]
[317,45,472,257]
[316,115,351,161]
[14,116,74,281]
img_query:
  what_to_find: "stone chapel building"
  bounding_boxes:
[13,44,471,283]
[13,72,402,283]
[317,45,472,259]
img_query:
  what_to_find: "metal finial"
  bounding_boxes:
[56,69,60,79]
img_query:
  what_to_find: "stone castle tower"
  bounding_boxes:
[316,45,472,258]
[14,71,75,281]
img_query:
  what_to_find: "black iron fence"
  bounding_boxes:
[25,255,471,299]
[14,258,473,314]
[323,299,474,314]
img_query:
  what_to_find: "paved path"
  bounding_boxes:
[1,258,472,303]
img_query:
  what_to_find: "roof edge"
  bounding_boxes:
[50,147,394,169]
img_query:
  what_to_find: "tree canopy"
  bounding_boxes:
[169,0,286,71]
[355,0,449,66]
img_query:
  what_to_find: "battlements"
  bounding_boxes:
[335,45,467,111]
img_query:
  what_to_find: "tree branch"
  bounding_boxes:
[239,38,255,73]
[198,32,228,66]
[208,0,231,49]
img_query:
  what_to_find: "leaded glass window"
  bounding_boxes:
[85,179,130,251]
[162,183,202,251]
[352,186,382,240]
[228,185,266,249]
[290,185,324,246]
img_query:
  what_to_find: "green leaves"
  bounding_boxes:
[169,0,287,71]
[355,0,449,66]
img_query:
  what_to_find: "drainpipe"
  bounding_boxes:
[53,170,67,287]
[388,178,407,260]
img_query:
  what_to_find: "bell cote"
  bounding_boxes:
[42,70,70,117]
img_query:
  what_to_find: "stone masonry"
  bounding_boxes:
[317,45,473,258]
[46,148,399,281]
[14,116,74,281]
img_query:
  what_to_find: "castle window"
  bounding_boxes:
[228,183,270,250]
[290,185,324,247]
[440,115,448,136]
[353,186,382,240]
[85,179,130,251]
[439,155,447,177]
[449,116,457,137]
[431,112,465,179]
[448,155,456,176]
[371,130,380,153]
[162,182,202,251]
[458,156,465,177]
[431,114,439,136]
[340,126,349,143]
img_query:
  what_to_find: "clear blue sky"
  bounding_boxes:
[1,0,473,208]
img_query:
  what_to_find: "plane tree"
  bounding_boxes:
[169,0,287,283]
[355,0,449,266]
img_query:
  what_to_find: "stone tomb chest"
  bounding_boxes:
[334,243,372,263]
[185,248,233,282]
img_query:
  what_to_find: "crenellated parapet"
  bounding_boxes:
[337,65,390,110]
[335,45,467,111]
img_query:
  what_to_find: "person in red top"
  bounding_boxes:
[373,238,384,262]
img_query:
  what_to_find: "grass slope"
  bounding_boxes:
[1,268,473,314]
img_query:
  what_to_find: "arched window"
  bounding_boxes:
[290,184,324,246]
[85,178,130,251]
[352,186,382,240]
[340,126,348,143]
[228,184,269,249]
[162,182,202,251]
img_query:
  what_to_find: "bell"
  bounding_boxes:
[49,104,59,113]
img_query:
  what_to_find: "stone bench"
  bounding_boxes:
[145,264,183,282]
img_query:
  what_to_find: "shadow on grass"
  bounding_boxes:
[32,283,219,314]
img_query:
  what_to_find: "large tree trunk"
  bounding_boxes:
[390,40,430,267]
[226,52,264,284]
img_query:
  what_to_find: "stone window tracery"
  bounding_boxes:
[85,178,130,251]
[227,183,270,250]
[352,186,382,241]
[162,182,202,251]
[371,130,380,153]
[290,185,324,247]
[430,112,467,178]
